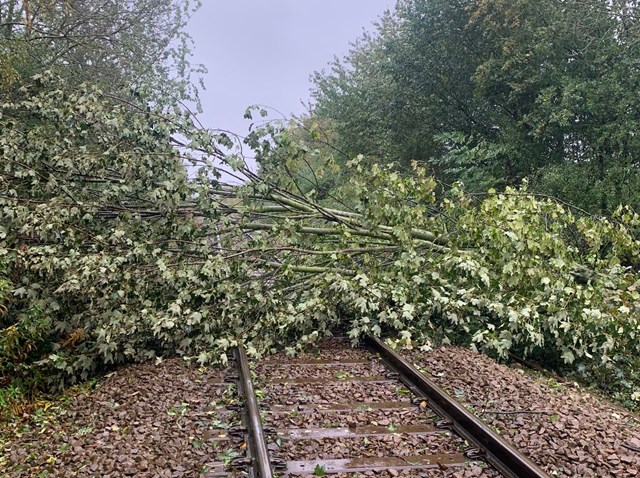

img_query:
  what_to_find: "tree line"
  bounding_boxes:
[308,0,640,214]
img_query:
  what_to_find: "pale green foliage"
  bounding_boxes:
[1,72,230,385]
[2,73,640,410]
[437,188,640,366]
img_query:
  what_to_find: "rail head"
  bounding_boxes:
[235,346,274,478]
[366,336,552,478]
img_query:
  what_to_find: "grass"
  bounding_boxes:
[0,381,28,420]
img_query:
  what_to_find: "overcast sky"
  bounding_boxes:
[186,1,395,138]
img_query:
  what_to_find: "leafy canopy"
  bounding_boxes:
[2,84,640,413]
[311,0,640,213]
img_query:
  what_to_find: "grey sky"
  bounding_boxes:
[186,1,395,137]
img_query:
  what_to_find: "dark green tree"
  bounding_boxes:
[311,0,640,212]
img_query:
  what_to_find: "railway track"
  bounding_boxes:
[209,337,551,478]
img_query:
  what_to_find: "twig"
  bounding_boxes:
[479,409,553,416]
[622,443,640,453]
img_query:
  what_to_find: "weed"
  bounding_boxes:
[547,378,563,390]
[75,426,92,436]
[210,419,231,429]
[313,464,326,476]
[216,449,241,466]
[167,403,189,417]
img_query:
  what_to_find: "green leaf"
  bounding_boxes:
[313,465,326,476]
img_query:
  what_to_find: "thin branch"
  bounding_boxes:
[479,409,554,416]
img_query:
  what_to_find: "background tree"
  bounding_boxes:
[310,0,640,213]
[0,0,203,106]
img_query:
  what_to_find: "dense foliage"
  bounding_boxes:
[2,79,640,408]
[311,0,640,213]
[0,0,204,398]
[2,0,640,415]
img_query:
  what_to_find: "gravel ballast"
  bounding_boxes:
[259,340,502,478]
[3,341,639,478]
[406,346,640,477]
[1,359,240,478]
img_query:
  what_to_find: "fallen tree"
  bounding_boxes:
[1,74,640,408]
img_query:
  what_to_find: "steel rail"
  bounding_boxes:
[367,336,552,478]
[235,346,274,478]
